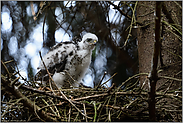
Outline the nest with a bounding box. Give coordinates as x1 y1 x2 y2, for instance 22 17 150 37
1 60 182 122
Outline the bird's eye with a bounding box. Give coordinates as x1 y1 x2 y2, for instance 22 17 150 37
87 38 92 42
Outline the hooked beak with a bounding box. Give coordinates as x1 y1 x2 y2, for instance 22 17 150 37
93 40 97 44
89 40 97 45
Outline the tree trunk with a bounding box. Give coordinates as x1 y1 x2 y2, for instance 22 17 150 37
137 1 156 91
137 1 182 121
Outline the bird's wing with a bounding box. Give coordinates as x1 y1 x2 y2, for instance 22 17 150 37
35 41 77 81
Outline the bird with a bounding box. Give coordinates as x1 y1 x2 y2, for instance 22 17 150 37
35 33 98 89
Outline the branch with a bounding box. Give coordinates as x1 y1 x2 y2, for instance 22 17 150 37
107 1 143 26
1 78 58 122
73 90 182 101
148 2 162 121
39 51 57 95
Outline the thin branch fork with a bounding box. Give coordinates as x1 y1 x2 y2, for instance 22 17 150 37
107 1 143 26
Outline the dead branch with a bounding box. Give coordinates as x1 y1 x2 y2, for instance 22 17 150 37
107 1 143 26
1 78 58 122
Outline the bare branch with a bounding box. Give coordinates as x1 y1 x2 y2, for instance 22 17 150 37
148 2 162 121
1 78 58 122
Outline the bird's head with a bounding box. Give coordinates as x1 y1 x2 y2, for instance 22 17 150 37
81 33 98 47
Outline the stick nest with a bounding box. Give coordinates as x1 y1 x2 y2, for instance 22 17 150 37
1 60 182 122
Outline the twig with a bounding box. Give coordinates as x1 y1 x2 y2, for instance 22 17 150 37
63 70 82 87
1 78 58 122
137 10 155 17
35 58 93 120
50 99 61 118
35 2 51 20
106 104 125 110
95 71 107 89
10 77 20 86
4 59 14 64
1 60 10 78
107 1 143 26
106 83 115 93
126 97 139 108
122 1 138 48
49 5 71 37
162 2 182 38
68 107 71 122
73 91 181 102
117 73 148 91
33 98 44 122
162 21 182 41
18 83 98 111
83 103 88 122
42 98 57 118
173 1 182 9
39 51 57 95
159 75 181 82
39 103 63 111
1 98 22 118
19 84 65 100
100 72 117 87
92 101 97 122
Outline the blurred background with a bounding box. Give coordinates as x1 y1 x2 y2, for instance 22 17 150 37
1 1 138 88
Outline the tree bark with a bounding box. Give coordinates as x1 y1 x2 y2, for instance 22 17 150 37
137 1 156 91
137 1 182 121
148 2 162 121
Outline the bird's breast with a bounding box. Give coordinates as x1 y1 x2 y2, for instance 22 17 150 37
65 49 92 81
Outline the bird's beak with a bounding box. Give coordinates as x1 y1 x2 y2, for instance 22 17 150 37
89 40 97 45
